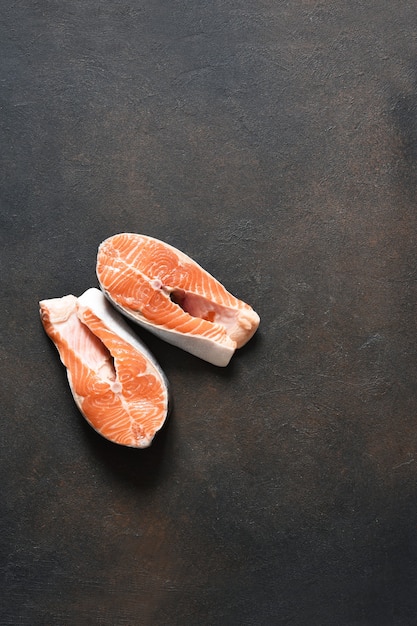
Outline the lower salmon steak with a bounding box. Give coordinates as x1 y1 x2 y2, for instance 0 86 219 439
39 287 169 448
96 234 260 366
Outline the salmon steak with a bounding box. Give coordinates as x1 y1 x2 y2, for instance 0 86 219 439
39 288 169 448
96 233 260 367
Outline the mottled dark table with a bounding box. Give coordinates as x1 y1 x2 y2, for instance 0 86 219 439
2 2 417 625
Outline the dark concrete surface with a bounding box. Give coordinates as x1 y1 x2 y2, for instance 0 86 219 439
1 1 417 624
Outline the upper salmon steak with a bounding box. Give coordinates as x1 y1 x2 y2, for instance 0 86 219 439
96 233 260 367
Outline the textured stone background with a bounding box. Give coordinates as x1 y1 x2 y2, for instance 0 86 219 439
1 2 417 624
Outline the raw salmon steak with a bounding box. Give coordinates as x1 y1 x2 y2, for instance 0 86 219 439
39 288 169 448
96 233 260 367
